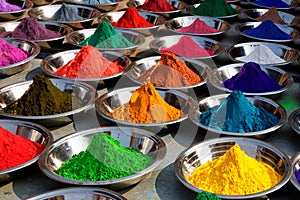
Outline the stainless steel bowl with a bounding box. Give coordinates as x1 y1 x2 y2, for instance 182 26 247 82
0 119 53 183
26 187 127 200
0 38 40 77
174 137 292 199
0 78 96 127
236 21 299 43
247 0 299 10
62 0 123 12
0 0 33 22
288 108 300 135
98 10 166 36
125 56 211 90
290 151 300 191
189 94 287 138
38 126 166 189
208 63 294 99
226 42 299 66
243 8 300 26
28 3 101 29
66 28 145 56
149 35 223 59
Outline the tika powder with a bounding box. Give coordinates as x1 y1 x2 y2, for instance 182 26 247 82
177 19 219 34
51 3 84 21
0 38 29 66
0 0 22 12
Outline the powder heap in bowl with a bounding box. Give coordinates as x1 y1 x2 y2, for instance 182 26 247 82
0 0 22 12
137 0 175 12
0 38 29 66
256 6 286 25
177 19 219 34
253 0 291 8
50 3 84 21
191 0 239 17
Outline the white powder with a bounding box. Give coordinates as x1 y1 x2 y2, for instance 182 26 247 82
235 45 286 64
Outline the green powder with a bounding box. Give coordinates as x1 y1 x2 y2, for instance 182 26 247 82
79 21 135 48
191 0 239 17
3 75 81 116
55 132 154 181
194 192 221 200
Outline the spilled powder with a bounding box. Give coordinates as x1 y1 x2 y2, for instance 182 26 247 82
177 19 219 34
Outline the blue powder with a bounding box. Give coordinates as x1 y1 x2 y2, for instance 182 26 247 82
199 90 279 133
242 20 293 40
296 169 300 184
223 62 282 93
82 0 114 3
253 0 291 8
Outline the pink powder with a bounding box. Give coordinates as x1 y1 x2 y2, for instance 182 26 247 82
177 19 219 34
0 39 29 66
160 35 214 58
0 0 22 12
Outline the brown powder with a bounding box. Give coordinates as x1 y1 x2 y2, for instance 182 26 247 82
256 7 286 25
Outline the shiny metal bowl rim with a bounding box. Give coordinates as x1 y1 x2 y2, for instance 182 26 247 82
247 0 296 9
174 136 293 199
63 0 119 6
288 108 300 135
38 126 167 186
0 0 33 14
290 151 300 191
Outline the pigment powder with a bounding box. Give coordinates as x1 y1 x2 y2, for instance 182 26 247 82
79 21 135 48
235 45 286 64
296 169 300 184
187 143 282 195
110 82 182 123
191 0 239 17
138 52 203 87
0 0 22 12
0 126 43 170
253 0 290 8
177 19 219 34
242 20 293 40
0 38 29 66
256 6 286 25
138 0 175 12
194 192 221 200
82 0 113 3
54 45 124 78
0 17 62 40
160 35 214 58
110 7 154 28
3 75 81 116
51 3 84 21
56 132 154 181
199 90 279 133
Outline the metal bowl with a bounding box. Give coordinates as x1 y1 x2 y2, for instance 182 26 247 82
189 94 287 138
0 0 33 22
247 0 299 10
288 108 300 135
149 35 223 60
236 21 299 43
0 78 96 127
290 151 300 191
98 10 166 36
0 119 53 183
0 38 40 77
125 56 211 90
62 0 123 12
243 8 300 27
30 0 56 6
28 3 101 29
66 28 145 56
174 137 292 199
38 126 166 189
226 42 299 66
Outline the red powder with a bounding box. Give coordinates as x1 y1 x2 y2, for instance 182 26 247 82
0 126 43 171
177 19 219 34
160 36 214 58
110 7 154 28
138 0 175 12
54 45 124 78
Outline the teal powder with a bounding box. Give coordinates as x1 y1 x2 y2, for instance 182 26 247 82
51 3 84 21
199 90 279 133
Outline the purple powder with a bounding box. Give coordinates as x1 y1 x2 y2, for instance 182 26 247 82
223 62 282 93
0 39 29 66
0 0 22 12
253 0 291 8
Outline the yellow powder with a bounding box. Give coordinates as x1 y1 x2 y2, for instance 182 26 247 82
187 144 282 196
110 82 182 123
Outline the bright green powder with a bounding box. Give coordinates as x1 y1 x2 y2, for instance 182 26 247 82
55 132 154 181
194 192 221 200
79 21 135 48
191 0 239 17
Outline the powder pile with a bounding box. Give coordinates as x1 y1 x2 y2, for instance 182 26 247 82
51 3 84 21
160 35 214 58
110 82 182 123
253 0 290 8
194 192 221 200
0 0 22 12
54 45 124 78
137 0 175 12
56 132 154 181
177 19 219 34
138 52 202 87
242 20 293 40
256 6 286 25
0 17 62 40
296 169 300 184
187 143 282 195
82 0 113 3
0 126 43 171
199 90 279 133
223 62 282 93
191 0 239 17
110 7 154 28
3 75 82 116
79 21 135 48
235 45 286 64
0 38 29 66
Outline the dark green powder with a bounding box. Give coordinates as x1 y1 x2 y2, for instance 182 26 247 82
194 192 221 200
191 0 239 17
3 75 81 116
79 21 135 48
55 132 154 181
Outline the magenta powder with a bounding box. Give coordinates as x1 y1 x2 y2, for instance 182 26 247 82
0 39 29 66
0 0 22 12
